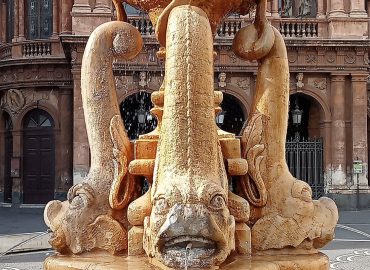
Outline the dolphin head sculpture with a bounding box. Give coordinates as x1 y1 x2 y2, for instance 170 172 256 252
141 5 237 268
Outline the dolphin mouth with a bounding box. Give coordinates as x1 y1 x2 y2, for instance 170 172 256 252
160 236 218 264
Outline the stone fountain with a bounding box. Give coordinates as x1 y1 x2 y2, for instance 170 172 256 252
43 0 338 269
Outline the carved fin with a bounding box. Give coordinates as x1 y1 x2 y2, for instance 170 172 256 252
240 113 268 207
109 115 134 210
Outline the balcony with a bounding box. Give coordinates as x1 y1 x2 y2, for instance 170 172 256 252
126 15 327 40
0 39 65 62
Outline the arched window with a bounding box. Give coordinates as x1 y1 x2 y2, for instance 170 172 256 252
23 109 54 129
279 0 317 18
26 0 53 40
6 0 14 42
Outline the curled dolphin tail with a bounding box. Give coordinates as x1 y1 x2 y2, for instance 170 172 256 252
81 20 142 194
233 0 275 61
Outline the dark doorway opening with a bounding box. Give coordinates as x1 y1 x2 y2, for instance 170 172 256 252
286 94 324 199
23 109 55 204
120 91 157 140
216 93 246 135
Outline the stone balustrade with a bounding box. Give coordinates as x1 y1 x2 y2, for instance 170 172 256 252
0 40 64 61
0 45 12 60
0 16 328 62
279 19 319 38
22 42 52 57
216 18 243 38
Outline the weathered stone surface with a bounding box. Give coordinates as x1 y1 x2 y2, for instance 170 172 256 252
44 252 330 270
44 21 143 255
44 0 338 269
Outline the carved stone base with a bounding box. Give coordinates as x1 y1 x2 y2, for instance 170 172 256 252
44 252 329 270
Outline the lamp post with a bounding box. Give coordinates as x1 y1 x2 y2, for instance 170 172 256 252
137 107 146 125
216 111 226 125
291 100 303 141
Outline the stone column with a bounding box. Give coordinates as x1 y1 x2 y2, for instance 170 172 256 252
271 0 279 17
351 74 369 187
52 0 59 37
57 88 73 199
94 0 111 13
350 0 367 17
316 0 325 18
11 130 22 204
61 0 73 34
72 0 91 12
0 2 4 43
13 0 19 41
328 0 346 17
18 0 25 40
320 121 332 175
330 75 347 186
72 67 90 184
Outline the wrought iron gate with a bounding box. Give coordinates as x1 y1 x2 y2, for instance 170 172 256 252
285 138 324 199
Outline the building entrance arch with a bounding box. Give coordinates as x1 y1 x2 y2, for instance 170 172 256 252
286 93 326 199
217 93 247 135
22 109 55 204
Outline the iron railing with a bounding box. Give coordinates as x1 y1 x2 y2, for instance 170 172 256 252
285 138 324 199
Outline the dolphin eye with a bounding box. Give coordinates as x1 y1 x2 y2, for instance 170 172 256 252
210 194 226 209
154 197 168 214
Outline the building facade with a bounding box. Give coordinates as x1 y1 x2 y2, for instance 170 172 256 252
0 0 369 208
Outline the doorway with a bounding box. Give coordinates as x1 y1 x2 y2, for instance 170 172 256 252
23 109 55 204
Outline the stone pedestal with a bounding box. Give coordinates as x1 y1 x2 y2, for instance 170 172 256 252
44 252 330 270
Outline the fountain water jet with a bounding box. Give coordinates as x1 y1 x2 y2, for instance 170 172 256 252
44 0 338 269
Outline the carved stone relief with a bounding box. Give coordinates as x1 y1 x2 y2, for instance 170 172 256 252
308 77 327 92
325 51 336 63
1 89 26 114
236 77 251 93
344 52 356 64
1 88 58 115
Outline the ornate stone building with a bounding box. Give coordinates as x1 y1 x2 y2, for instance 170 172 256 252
0 0 369 208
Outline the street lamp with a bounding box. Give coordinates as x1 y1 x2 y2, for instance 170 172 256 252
216 111 226 125
291 103 303 126
291 100 303 141
137 107 146 124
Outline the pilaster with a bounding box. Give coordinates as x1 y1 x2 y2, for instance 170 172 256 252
61 0 73 34
52 0 59 38
316 0 325 19
18 0 25 40
12 0 19 41
71 67 89 184
271 0 279 18
351 73 369 188
330 74 347 187
350 0 367 18
328 0 346 17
